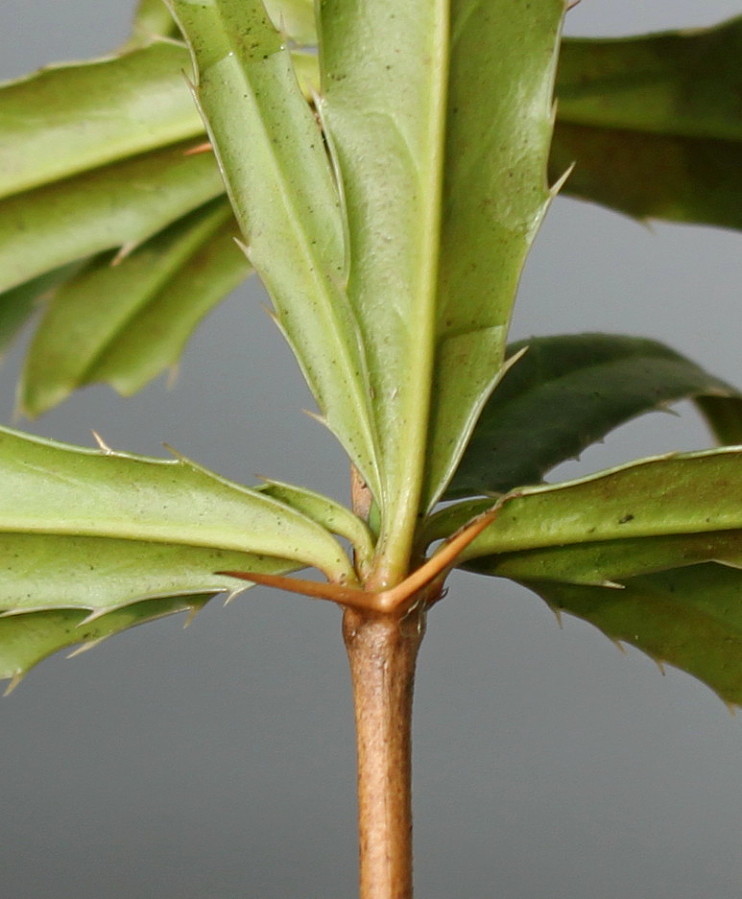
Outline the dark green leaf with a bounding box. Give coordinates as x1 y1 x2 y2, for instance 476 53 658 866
446 333 741 499
521 565 742 707
552 17 742 229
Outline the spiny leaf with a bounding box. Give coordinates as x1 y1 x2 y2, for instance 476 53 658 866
125 0 182 47
318 0 449 568
522 565 742 707
426 448 742 559
445 333 742 499
0 594 215 690
258 478 376 577
0 425 355 583
0 262 83 358
171 0 382 500
552 16 742 229
446 449 742 705
19 199 239 416
425 0 565 508
466 530 742 587
0 534 295 615
0 42 200 201
87 216 250 398
0 142 225 296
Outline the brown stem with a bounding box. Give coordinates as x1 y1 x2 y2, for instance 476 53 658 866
343 603 428 899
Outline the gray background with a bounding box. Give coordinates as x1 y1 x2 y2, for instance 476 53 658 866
1 1 741 896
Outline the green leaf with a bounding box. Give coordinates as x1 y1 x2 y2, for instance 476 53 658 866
445 333 742 499
467 529 742 587
318 0 449 575
86 216 250 398
425 0 565 508
124 0 182 48
258 478 376 577
0 425 355 583
0 262 83 358
19 199 241 416
522 565 742 707
0 142 225 296
0 534 295 616
552 16 742 229
171 0 382 501
0 42 201 201
426 448 742 558
695 395 742 446
264 0 316 46
447 449 742 704
0 595 214 691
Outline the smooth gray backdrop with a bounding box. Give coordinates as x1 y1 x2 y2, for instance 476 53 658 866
1 2 740 896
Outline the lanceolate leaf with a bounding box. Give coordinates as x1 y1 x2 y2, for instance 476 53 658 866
171 0 382 500
0 426 355 583
442 449 742 703
446 334 742 499
523 565 742 707
0 142 225 296
125 0 182 48
0 262 83 358
443 449 742 563
0 595 214 691
263 0 316 46
87 217 250 398
318 0 449 578
468 530 742 587
0 42 200 201
425 0 565 508
0 534 296 616
258 479 376 577
552 16 742 229
19 199 238 416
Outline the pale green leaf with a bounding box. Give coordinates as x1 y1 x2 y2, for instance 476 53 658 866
319 0 449 572
0 534 295 615
424 448 742 559
0 43 200 201
446 333 742 499
264 0 316 46
171 0 382 500
0 262 83 358
19 199 237 416
87 216 250 397
0 595 213 690
425 0 565 508
552 16 742 229
0 142 225 296
467 530 742 587
124 0 182 48
0 426 355 582
258 478 375 576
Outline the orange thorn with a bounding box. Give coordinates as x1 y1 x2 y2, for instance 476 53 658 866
217 505 500 616
217 570 378 612
184 141 213 156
